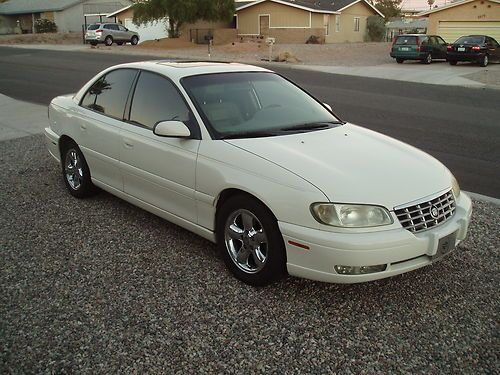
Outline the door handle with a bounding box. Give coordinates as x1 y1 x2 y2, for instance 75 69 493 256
123 139 134 148
80 124 87 131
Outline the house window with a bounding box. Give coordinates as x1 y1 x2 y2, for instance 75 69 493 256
324 15 330 36
335 15 340 32
354 17 360 32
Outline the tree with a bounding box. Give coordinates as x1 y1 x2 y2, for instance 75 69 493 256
374 0 402 19
365 15 386 42
132 0 235 38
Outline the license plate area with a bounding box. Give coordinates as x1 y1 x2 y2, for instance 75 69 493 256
400 47 409 51
434 231 457 259
457 47 465 52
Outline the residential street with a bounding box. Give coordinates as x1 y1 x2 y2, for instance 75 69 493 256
0 46 499 197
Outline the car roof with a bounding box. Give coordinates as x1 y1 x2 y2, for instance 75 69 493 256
112 61 271 80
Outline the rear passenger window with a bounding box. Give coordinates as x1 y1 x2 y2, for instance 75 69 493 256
81 69 136 119
129 71 191 130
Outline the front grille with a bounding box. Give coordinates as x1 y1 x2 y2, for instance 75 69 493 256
395 191 456 233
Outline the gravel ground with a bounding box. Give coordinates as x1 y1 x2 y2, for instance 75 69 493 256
1 134 499 374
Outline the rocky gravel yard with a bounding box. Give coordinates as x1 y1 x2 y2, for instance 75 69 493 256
1 134 499 374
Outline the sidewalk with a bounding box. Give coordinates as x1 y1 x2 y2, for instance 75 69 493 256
4 43 500 89
0 94 47 141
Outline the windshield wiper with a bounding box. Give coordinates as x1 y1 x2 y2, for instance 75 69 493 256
220 130 281 139
280 121 344 132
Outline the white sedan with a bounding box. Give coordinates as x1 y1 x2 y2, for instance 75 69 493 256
44 61 472 286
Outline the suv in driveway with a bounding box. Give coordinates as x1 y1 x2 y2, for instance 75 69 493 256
390 34 448 64
85 23 139 46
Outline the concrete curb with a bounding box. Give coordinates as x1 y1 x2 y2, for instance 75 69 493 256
465 191 500 206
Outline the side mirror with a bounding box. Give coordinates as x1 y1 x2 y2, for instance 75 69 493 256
153 120 191 138
323 103 332 111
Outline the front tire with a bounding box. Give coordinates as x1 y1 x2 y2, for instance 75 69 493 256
479 54 488 67
396 58 404 64
61 142 97 198
131 36 139 45
104 36 113 46
216 194 286 286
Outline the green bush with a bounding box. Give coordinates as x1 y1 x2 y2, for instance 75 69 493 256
35 19 57 33
365 16 386 42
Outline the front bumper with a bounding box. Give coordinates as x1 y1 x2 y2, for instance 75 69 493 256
44 127 60 163
280 192 472 283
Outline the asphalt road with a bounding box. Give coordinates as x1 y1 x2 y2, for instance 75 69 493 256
0 46 499 198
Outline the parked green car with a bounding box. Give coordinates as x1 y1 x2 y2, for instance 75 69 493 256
390 34 448 64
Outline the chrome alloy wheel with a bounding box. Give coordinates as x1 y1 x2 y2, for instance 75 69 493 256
224 209 268 274
64 149 83 190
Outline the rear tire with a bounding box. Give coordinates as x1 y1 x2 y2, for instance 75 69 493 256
90 41 97 46
131 36 139 45
424 53 432 64
479 54 488 67
61 141 97 198
396 58 404 64
449 60 457 66
104 36 113 46
216 194 286 286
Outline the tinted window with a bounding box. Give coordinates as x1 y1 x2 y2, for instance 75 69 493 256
81 69 136 119
455 36 485 44
395 36 418 45
129 71 191 129
104 24 119 30
182 72 340 139
118 25 127 31
87 24 99 30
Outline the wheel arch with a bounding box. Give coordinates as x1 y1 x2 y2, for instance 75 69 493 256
58 134 76 158
214 188 279 233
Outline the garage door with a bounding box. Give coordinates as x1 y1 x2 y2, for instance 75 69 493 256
124 18 169 43
437 21 500 43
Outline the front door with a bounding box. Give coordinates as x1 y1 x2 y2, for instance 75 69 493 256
259 15 270 36
120 70 200 222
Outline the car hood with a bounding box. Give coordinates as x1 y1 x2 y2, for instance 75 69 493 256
224 124 451 209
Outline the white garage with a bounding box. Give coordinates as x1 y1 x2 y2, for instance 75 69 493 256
438 21 500 43
124 18 169 43
419 0 500 43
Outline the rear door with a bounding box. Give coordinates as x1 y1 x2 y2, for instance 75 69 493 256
120 70 201 222
77 68 138 189
435 36 448 59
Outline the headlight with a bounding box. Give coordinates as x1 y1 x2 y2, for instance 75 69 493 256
310 203 393 228
451 176 461 198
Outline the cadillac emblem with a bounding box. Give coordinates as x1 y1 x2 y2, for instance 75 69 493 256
430 206 439 219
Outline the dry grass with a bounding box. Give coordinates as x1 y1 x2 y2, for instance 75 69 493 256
0 32 82 45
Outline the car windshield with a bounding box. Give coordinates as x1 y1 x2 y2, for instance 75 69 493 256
87 24 100 30
394 36 418 45
455 36 484 44
181 72 342 139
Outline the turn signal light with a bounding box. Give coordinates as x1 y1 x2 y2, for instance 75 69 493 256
447 45 453 51
95 29 104 33
471 45 481 51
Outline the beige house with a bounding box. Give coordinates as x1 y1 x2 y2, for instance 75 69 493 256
235 0 384 43
418 0 500 42
0 0 131 34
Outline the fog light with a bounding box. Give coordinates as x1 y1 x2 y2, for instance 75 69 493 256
334 264 387 275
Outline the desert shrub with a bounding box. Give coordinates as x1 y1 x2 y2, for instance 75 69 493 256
365 16 385 42
35 19 57 33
